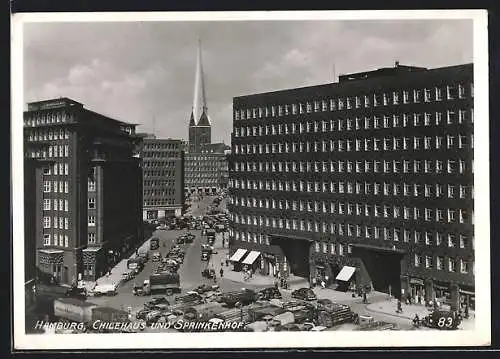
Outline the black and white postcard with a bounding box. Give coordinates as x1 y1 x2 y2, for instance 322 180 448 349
11 10 490 349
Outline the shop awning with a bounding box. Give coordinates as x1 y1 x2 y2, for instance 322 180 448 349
242 251 261 265
410 278 424 285
459 289 475 296
335 266 356 282
229 249 247 262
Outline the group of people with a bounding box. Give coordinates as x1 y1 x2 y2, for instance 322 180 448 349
311 275 329 289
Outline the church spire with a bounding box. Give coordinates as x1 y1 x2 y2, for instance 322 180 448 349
192 38 211 127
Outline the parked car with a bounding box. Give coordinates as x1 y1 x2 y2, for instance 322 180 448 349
174 292 205 305
291 288 317 301
220 289 258 308
145 297 170 310
194 284 219 294
121 270 136 282
257 287 282 300
275 323 301 332
156 225 168 231
150 237 160 250
151 252 162 262
316 298 337 312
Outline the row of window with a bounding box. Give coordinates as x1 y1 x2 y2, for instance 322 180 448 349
144 200 178 206
234 110 473 138
232 158 471 176
413 254 470 273
43 233 69 247
43 181 69 194
144 180 178 187
143 162 178 169
142 143 181 151
186 156 227 162
233 135 473 156
142 155 181 161
231 203 471 227
144 191 177 197
234 84 473 121
43 163 69 176
26 128 70 141
24 111 73 127
43 216 69 229
144 171 178 178
29 144 70 159
230 181 472 199
43 199 69 212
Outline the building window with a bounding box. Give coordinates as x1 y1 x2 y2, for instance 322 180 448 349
43 181 51 193
414 254 422 267
88 216 96 226
43 234 51 246
88 198 96 209
88 232 96 244
43 199 51 210
437 256 444 270
64 235 69 247
460 259 469 273
425 256 433 269
43 216 51 228
448 258 457 272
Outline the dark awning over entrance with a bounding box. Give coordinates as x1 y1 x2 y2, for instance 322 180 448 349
410 278 425 285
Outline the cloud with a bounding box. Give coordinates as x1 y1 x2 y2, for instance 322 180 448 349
22 19 473 144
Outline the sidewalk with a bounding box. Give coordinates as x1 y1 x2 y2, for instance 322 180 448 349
80 237 153 292
365 299 476 329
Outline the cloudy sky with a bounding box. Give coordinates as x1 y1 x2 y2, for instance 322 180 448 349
23 18 473 144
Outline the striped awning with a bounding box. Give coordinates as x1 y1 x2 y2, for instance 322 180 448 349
229 249 247 262
242 251 261 265
335 266 356 281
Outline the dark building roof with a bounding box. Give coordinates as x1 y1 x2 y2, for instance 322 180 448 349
197 110 210 126
189 111 197 127
233 63 473 106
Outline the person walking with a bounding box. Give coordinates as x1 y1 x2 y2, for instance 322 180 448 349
220 268 224 278
396 299 403 313
363 291 368 304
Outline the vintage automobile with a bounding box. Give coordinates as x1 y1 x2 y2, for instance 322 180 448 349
291 288 317 301
219 289 258 308
121 270 136 282
144 297 170 310
422 309 462 330
257 287 282 300
201 268 217 279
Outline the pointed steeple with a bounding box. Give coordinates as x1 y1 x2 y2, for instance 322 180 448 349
188 110 196 127
191 38 211 127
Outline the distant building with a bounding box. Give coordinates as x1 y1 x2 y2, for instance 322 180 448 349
23 97 143 284
185 143 230 195
139 134 185 219
228 63 474 310
184 40 229 195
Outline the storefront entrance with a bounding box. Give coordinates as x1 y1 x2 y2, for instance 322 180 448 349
270 235 311 279
352 244 405 297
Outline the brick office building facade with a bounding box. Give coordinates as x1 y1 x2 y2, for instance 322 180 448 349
139 135 185 219
24 98 143 284
228 63 474 309
185 143 230 195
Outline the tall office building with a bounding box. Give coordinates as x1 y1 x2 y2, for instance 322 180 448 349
228 63 474 309
23 98 143 284
139 134 185 219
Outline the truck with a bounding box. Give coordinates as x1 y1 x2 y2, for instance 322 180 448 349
201 245 211 261
183 302 227 322
150 237 160 250
206 229 216 245
148 272 181 296
127 257 144 274
53 297 98 324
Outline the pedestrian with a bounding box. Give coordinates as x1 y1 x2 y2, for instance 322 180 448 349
312 277 317 288
464 304 470 319
225 259 229 267
320 280 326 289
397 299 403 313
221 260 224 268
220 268 224 278
363 291 368 304
213 274 217 283
274 280 279 289
324 275 329 286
